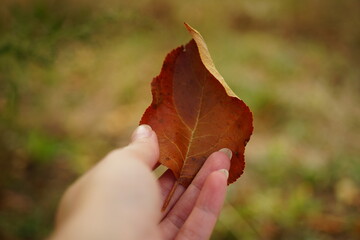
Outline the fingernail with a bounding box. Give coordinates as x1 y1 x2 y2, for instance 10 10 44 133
219 148 232 159
132 124 152 140
219 169 229 179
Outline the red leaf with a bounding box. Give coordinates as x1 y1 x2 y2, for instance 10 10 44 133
140 23 253 209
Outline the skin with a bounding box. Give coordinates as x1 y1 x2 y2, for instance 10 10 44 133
50 124 231 240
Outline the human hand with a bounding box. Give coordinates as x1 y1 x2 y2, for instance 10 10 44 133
50 125 231 240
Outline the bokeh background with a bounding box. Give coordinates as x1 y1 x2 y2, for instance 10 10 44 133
1 0 359 239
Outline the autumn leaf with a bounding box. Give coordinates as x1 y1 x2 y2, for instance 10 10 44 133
140 23 253 210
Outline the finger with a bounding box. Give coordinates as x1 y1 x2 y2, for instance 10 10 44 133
175 169 228 240
162 148 232 219
159 149 231 238
152 162 161 171
161 149 231 216
123 124 159 169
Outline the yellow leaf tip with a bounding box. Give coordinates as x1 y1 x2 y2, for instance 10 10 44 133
184 22 195 34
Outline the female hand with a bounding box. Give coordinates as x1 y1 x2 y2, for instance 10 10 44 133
50 125 231 240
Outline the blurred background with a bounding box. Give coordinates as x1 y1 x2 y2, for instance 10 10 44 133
0 0 359 239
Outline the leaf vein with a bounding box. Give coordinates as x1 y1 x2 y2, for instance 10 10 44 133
162 131 184 170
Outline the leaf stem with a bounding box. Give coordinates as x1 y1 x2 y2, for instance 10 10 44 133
162 180 179 211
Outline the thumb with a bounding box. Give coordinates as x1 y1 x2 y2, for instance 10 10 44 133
124 124 160 169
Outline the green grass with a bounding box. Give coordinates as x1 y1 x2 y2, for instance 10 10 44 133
1 0 359 239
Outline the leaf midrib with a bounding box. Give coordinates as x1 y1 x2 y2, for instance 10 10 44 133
180 74 206 174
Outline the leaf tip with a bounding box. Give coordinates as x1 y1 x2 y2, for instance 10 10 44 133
184 22 198 35
183 22 191 31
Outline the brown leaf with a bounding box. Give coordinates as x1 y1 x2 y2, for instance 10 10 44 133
140 23 253 209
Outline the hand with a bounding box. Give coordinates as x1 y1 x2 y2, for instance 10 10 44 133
50 125 231 240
